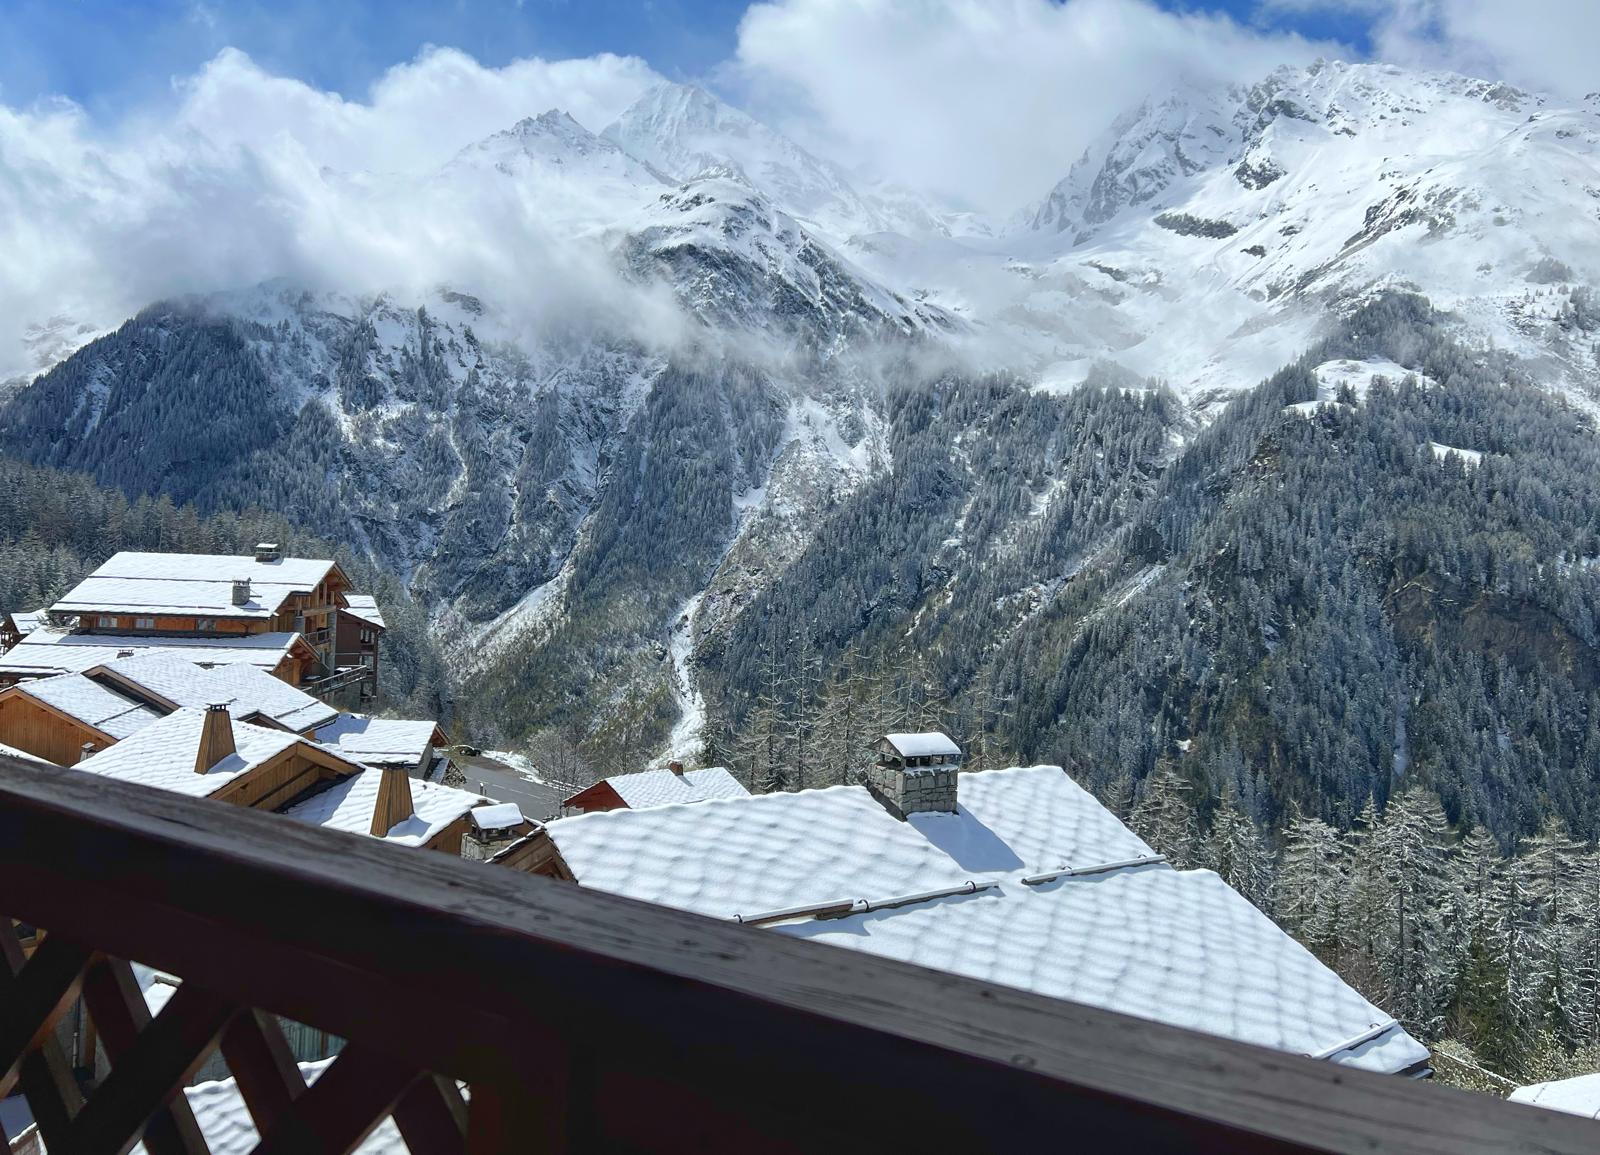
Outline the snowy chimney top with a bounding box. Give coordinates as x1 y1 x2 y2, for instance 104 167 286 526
231 578 251 606
866 733 961 819
254 543 282 563
668 759 685 776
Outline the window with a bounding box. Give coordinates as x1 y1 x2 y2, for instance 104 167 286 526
196 618 216 631
97 616 115 628
135 617 155 630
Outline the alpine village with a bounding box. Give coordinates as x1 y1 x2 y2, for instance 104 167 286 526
8 8 1600 1153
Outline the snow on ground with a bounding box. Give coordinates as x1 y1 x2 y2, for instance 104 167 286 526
1429 441 1485 467
663 591 708 762
483 749 544 782
1314 358 1432 401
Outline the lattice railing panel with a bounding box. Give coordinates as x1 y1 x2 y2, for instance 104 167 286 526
0 921 468 1155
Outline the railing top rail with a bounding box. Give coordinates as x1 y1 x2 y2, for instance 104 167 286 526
0 754 1592 1154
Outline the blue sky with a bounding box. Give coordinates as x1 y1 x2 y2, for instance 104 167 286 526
0 0 1372 112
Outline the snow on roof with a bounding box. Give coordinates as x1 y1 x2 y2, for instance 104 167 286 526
544 764 1428 1076
12 673 162 739
906 764 1153 873
469 801 525 830
0 630 302 678
341 594 386 630
130 1058 406 1155
9 610 45 636
94 653 337 733
1509 1072 1600 1118
604 765 750 809
0 740 54 767
52 551 338 620
775 866 1428 1075
884 732 961 758
317 715 441 766
282 770 486 846
547 784 967 920
74 708 308 799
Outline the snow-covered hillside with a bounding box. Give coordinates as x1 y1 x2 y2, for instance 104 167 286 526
995 61 1600 404
10 57 1600 762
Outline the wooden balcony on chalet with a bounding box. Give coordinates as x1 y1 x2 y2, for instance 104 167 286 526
0 753 1596 1154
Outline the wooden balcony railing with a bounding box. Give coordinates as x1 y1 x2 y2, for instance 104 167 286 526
0 753 1596 1154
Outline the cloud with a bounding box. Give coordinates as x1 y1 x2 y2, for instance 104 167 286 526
1260 0 1599 101
0 45 665 381
729 0 1335 216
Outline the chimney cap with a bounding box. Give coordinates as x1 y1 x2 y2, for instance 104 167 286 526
206 701 231 713
667 759 685 776
254 542 282 562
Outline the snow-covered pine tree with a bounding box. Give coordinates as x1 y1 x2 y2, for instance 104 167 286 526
1129 760 1199 868
1205 783 1274 909
1275 812 1348 956
1369 784 1457 1036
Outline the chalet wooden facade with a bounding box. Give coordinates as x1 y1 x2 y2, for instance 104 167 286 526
335 594 385 702
0 689 119 766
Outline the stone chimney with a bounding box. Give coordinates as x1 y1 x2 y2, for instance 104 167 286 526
461 803 528 862
231 578 252 606
254 542 282 563
370 767 415 838
668 759 685 776
194 704 236 774
865 734 961 820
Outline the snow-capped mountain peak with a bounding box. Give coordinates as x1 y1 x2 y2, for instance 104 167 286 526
603 81 951 241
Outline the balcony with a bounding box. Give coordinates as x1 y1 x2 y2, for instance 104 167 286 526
0 754 1594 1153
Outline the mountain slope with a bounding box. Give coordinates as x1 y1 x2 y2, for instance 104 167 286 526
1003 61 1600 404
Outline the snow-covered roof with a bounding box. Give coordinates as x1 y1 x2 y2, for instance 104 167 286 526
883 732 962 759
9 610 45 636
777 865 1424 1075
92 653 337 733
8 673 162 739
316 715 442 767
341 594 386 630
469 801 525 831
0 740 54 767
547 784 966 919
0 630 304 679
52 551 339 620
282 770 486 846
550 767 1140 918
603 765 750 809
74 708 315 799
544 764 1428 1076
1509 1073 1600 1118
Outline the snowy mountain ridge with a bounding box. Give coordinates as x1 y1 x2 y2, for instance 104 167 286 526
9 57 1600 765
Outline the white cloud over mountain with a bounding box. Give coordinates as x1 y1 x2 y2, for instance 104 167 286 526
730 0 1332 214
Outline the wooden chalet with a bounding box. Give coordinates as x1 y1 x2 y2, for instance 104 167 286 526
0 654 341 768
0 757 1594 1153
0 546 383 700
335 595 385 702
73 705 494 856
